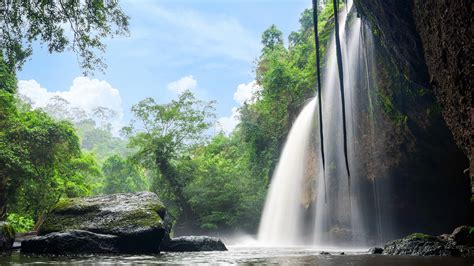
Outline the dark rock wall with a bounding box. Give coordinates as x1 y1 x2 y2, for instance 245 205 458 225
411 0 472 188
354 27 470 240
354 0 472 194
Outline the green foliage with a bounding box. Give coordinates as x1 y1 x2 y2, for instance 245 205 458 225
6 213 34 233
125 90 216 222
0 55 16 93
0 86 102 221
0 221 15 239
75 119 130 162
239 5 335 191
0 0 131 225
102 155 149 194
185 133 266 231
262 24 284 51
407 233 435 240
0 0 129 73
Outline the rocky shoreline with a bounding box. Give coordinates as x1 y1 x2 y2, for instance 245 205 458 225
370 226 474 257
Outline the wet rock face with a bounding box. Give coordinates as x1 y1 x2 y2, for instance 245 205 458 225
21 230 120 255
383 233 459 256
451 226 474 246
161 236 227 252
354 0 472 187
39 192 172 253
412 0 471 161
382 226 474 257
354 1 429 87
0 222 15 255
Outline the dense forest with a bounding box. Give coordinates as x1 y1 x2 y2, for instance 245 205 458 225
0 1 340 234
1 0 472 264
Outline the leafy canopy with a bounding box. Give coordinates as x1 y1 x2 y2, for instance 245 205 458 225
0 0 129 73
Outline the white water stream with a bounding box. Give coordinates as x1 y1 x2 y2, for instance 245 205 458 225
258 0 380 247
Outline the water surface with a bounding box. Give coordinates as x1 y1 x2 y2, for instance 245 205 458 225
2 247 473 265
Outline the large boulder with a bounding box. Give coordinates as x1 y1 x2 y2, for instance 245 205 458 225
39 192 172 253
0 222 15 255
21 230 119 255
161 236 227 252
383 233 459 256
383 227 474 257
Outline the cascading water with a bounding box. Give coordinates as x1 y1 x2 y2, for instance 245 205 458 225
258 98 317 246
258 0 385 247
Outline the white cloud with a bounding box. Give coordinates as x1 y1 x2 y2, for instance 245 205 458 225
217 80 262 134
217 107 239 135
18 77 124 134
233 80 262 105
167 75 197 94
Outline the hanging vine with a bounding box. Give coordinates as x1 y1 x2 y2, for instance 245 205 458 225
311 0 327 203
332 0 352 191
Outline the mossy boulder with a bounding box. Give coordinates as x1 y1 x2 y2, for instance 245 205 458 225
381 226 474 257
383 233 458 256
39 192 172 253
0 222 15 255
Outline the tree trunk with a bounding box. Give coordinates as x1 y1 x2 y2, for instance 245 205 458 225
155 156 195 228
0 176 8 221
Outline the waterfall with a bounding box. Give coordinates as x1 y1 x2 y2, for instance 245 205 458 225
258 98 317 246
258 0 383 247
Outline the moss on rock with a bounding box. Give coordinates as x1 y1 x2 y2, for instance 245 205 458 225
0 222 15 255
39 192 172 254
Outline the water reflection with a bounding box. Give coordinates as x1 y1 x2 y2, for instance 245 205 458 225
2 247 473 265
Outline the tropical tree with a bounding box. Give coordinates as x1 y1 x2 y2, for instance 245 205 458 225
0 90 99 222
124 90 215 225
261 24 284 51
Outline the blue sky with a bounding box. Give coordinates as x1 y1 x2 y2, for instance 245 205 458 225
17 0 310 134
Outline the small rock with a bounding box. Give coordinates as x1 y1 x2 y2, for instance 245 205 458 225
451 226 474 246
161 236 227 252
339 252 345 255
369 247 383 254
0 222 15 255
12 242 21 250
319 251 330 255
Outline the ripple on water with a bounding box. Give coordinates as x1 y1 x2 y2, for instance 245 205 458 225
1 247 473 265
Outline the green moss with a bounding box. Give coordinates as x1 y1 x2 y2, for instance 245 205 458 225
0 222 16 239
377 90 407 126
407 233 434 240
40 195 167 235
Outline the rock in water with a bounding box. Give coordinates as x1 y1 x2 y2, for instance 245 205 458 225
0 222 15 255
451 226 474 246
383 233 459 256
21 230 119 255
39 192 172 253
161 236 227 252
382 226 474 257
368 247 384 254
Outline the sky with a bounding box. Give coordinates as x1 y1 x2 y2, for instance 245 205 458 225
17 0 311 135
